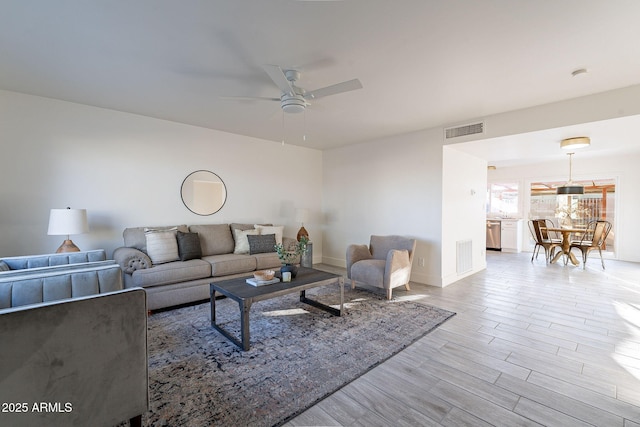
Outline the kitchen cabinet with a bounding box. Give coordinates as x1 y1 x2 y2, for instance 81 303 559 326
501 219 523 253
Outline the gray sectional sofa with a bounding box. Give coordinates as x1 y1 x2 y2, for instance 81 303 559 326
113 223 295 310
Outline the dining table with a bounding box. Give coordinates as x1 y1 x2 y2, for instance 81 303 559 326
546 227 586 266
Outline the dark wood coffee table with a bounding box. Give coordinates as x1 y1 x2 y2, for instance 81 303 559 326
210 267 344 351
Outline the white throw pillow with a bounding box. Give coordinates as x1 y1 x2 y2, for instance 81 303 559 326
145 228 179 264
254 225 284 245
233 228 259 254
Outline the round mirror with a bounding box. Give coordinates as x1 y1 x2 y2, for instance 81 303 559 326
180 170 227 215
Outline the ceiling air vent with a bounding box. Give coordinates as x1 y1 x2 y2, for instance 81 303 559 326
445 122 484 139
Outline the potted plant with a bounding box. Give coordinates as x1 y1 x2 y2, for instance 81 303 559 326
274 236 308 278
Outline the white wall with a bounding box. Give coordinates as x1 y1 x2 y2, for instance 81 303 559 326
0 90 324 258
322 127 444 285
442 147 488 285
321 134 488 287
488 152 640 262
323 84 640 287
4 84 640 281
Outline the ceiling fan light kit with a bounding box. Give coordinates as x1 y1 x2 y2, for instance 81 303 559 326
280 93 306 113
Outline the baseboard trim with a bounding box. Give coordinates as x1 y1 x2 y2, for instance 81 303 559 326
322 256 346 268
323 256 445 288
409 271 443 287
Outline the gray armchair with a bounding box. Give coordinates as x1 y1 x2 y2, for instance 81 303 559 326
346 235 417 300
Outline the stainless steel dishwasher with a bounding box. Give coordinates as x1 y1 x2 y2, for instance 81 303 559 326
486 220 501 250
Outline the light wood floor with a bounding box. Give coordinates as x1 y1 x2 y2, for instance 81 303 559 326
285 251 640 426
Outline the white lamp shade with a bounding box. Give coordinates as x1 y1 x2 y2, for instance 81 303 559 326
295 208 309 223
47 208 89 236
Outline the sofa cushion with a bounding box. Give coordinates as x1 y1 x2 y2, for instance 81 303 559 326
351 259 386 288
247 233 276 255
233 228 259 254
254 252 282 270
254 225 284 245
177 231 202 261
124 225 188 253
132 259 211 288
203 254 256 277
145 228 179 264
189 224 234 256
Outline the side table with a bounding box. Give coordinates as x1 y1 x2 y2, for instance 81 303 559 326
301 242 313 268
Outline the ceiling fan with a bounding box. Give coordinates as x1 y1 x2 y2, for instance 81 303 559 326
228 64 363 114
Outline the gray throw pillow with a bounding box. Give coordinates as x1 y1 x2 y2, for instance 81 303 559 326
0 260 10 271
177 231 202 261
247 234 277 255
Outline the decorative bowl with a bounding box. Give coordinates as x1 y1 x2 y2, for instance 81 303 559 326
254 270 275 281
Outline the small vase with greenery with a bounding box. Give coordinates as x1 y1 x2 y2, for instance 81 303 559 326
274 236 308 278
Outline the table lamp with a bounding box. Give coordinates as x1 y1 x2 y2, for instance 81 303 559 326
295 208 309 242
47 207 89 253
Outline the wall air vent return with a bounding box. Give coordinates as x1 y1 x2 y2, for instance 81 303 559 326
445 122 484 139
456 240 473 275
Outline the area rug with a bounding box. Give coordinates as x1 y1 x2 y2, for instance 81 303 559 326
143 286 455 427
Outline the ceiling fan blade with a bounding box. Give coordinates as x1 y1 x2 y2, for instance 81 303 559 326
262 64 295 95
220 96 280 102
304 78 362 100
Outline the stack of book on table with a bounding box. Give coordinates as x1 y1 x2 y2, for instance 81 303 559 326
246 277 280 287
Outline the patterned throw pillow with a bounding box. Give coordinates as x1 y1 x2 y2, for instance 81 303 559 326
247 234 277 255
176 231 202 261
233 228 259 254
144 228 179 264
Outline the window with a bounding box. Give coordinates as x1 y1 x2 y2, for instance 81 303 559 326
487 183 519 216
530 178 615 252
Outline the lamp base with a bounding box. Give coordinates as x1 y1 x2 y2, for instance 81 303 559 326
297 226 309 242
56 239 81 253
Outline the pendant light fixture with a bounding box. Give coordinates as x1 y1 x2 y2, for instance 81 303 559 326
560 136 590 150
556 152 584 195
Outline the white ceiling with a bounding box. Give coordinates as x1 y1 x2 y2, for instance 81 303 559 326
2 0 640 164
453 114 640 168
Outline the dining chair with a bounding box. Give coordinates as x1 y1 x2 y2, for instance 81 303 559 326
570 220 612 269
528 219 562 263
540 218 562 243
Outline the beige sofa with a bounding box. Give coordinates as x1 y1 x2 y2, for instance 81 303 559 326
113 223 295 310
